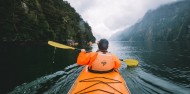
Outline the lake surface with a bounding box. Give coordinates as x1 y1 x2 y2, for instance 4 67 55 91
1 41 190 94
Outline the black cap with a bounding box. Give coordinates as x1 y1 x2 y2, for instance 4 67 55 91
98 39 109 51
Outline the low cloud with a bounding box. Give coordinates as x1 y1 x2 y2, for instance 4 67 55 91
65 0 179 39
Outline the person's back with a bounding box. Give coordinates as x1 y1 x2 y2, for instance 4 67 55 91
77 39 121 73
90 51 114 71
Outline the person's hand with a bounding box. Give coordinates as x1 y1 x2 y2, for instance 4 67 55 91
96 41 99 45
81 49 86 52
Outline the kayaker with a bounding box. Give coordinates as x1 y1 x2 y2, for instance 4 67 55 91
77 38 121 73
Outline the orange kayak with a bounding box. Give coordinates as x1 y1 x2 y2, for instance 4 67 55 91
68 66 131 94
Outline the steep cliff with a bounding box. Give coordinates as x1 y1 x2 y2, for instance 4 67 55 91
110 1 190 41
0 0 95 45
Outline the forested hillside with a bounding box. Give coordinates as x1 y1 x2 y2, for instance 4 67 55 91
110 1 190 41
0 0 95 45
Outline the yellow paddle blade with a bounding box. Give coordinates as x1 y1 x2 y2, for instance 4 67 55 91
48 41 75 50
124 59 139 67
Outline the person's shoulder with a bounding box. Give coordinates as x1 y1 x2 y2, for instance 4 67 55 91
90 51 97 54
109 52 117 57
89 51 98 55
88 51 98 57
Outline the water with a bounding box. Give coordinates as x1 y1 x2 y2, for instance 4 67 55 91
110 41 190 94
0 42 78 94
1 41 190 94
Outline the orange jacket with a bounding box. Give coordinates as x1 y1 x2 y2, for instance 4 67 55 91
77 51 121 70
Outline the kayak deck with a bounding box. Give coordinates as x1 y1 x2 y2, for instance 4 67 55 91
68 66 130 94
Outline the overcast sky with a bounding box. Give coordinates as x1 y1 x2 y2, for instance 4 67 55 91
64 0 178 39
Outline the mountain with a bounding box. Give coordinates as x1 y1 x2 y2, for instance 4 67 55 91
110 0 190 41
92 32 102 41
0 0 95 45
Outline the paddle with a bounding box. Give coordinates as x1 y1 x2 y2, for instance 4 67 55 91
48 41 139 67
48 41 80 50
120 59 138 67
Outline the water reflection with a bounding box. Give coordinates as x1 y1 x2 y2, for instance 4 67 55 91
0 42 78 93
107 41 190 93
6 41 190 94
